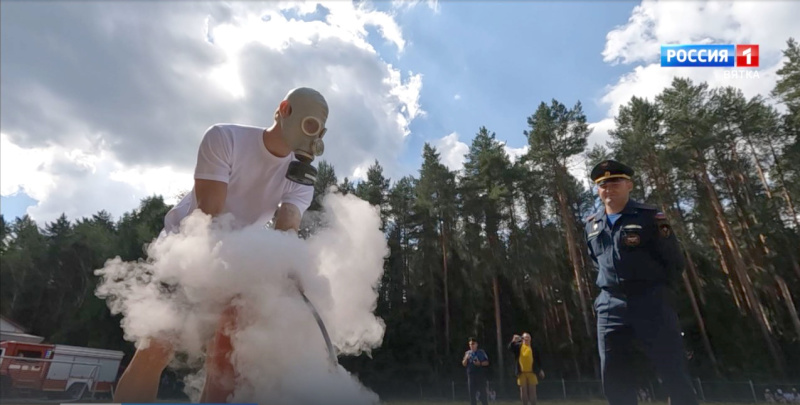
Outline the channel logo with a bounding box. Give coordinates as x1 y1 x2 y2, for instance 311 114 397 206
661 44 759 68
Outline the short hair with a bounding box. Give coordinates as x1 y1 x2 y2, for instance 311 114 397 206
468 337 478 344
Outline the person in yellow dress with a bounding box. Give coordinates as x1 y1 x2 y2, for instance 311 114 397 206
509 333 545 405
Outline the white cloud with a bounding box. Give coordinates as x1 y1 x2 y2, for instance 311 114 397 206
594 0 800 149
602 0 799 66
388 69 426 135
434 132 469 171
0 133 57 201
0 1 429 223
391 0 440 14
454 94 461 100
503 144 528 164
599 62 784 120
586 118 617 151
0 133 192 222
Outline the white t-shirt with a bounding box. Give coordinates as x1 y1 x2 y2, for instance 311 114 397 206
163 124 314 233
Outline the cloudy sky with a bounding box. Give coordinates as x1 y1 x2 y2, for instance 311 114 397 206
2 0 799 224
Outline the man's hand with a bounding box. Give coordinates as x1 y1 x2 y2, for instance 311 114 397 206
462 351 472 366
538 370 545 379
274 203 302 232
512 334 522 343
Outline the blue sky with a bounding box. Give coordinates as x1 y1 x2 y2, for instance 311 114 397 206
394 1 634 169
2 193 37 220
2 1 797 224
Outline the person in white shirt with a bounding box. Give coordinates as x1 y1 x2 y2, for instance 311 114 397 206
113 87 328 403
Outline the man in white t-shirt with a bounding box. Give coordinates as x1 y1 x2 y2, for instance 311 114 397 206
113 87 328 403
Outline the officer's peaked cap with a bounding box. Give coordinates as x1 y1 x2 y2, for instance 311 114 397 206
590 160 634 184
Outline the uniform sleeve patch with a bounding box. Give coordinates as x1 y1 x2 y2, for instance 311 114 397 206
655 212 672 237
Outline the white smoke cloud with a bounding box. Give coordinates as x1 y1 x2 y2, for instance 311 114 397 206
95 192 387 404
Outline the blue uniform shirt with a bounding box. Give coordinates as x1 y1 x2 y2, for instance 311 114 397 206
465 349 489 376
584 200 685 291
607 213 622 227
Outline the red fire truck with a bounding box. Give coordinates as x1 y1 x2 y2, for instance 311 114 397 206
0 340 124 400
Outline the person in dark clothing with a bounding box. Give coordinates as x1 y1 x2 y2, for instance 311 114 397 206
585 160 698 405
509 333 545 405
462 337 490 405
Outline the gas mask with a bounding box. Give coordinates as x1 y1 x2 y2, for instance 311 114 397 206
276 87 328 186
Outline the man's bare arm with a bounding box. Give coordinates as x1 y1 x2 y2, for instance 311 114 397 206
195 179 227 216
274 203 302 232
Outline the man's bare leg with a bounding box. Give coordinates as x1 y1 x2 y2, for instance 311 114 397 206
200 305 238 403
113 338 173 402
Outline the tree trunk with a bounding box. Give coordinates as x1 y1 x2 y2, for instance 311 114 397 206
554 177 594 341
492 276 504 386
637 164 716 374
428 254 439 373
401 216 410 302
561 300 583 379
650 167 719 374
681 271 721 376
538 284 552 356
742 134 773 199
764 131 800 231
694 150 786 375
714 146 765 274
554 171 601 380
775 275 800 340
710 235 745 313
441 218 450 359
683 248 705 305
789 251 800 281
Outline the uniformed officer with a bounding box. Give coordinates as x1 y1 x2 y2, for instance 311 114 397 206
584 160 698 405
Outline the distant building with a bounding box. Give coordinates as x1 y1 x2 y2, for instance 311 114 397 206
0 316 44 343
